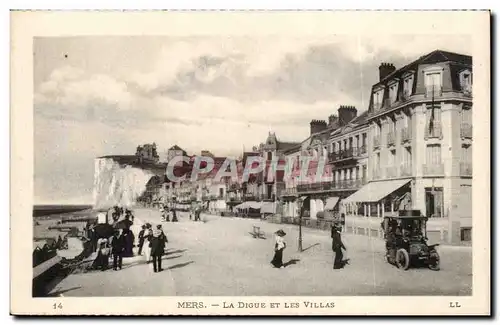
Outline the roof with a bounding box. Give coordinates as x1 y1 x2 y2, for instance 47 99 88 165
376 49 472 86
169 145 185 151
277 141 301 151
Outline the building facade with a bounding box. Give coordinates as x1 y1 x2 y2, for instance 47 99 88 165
342 50 472 244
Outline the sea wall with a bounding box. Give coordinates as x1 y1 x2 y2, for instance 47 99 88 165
93 158 155 209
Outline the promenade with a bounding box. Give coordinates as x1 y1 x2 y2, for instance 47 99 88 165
49 208 472 296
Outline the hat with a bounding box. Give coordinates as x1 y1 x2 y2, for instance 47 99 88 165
275 229 286 237
156 224 162 229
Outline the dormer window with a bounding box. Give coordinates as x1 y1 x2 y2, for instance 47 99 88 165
424 67 444 98
402 74 414 99
388 81 398 104
460 70 472 93
373 89 384 110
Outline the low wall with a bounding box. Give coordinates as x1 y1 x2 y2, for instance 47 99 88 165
267 215 455 245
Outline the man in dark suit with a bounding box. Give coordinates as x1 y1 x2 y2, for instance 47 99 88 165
137 225 146 255
111 230 125 270
150 225 167 272
331 224 347 269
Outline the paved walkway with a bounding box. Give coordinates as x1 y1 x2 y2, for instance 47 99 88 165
49 208 472 296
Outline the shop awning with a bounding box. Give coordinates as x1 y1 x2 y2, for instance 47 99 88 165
324 197 340 210
235 201 262 210
261 202 276 214
343 179 411 204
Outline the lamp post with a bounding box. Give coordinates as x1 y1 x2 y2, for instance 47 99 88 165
296 197 304 252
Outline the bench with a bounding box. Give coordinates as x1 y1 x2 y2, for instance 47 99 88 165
251 226 264 239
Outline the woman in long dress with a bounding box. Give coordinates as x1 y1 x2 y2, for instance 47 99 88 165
271 230 286 268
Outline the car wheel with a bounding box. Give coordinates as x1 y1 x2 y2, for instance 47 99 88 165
428 250 441 271
396 249 410 270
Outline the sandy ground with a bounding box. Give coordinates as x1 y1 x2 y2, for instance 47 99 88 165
49 208 472 296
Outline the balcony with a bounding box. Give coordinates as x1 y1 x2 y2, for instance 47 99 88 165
296 179 366 193
425 124 443 140
328 148 355 163
460 162 472 176
373 102 382 111
373 136 381 150
423 164 444 176
461 123 472 139
281 187 298 197
462 87 472 98
383 98 392 108
386 131 396 147
401 127 412 144
385 167 398 178
400 164 412 177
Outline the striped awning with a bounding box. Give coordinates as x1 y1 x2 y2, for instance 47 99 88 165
343 179 411 203
324 197 340 210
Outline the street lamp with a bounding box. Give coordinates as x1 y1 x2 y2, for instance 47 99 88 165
296 197 304 252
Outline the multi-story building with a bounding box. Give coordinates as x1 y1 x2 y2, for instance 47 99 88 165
166 145 187 163
342 50 472 244
279 106 369 220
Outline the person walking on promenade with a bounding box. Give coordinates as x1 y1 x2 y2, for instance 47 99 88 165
144 223 153 263
111 230 125 270
137 225 146 255
172 208 178 222
331 224 347 269
150 225 167 273
96 238 110 271
271 229 287 268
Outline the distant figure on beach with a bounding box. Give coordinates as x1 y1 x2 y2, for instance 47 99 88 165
111 230 125 271
150 225 167 273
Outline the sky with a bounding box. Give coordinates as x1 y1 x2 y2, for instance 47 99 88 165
34 35 471 204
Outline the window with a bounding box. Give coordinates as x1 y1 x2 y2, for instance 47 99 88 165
389 83 398 103
460 71 472 91
267 152 272 161
461 144 472 163
461 106 472 125
402 147 412 166
426 144 442 165
219 188 224 198
403 76 414 97
426 105 442 136
425 72 442 96
388 149 396 166
373 90 383 109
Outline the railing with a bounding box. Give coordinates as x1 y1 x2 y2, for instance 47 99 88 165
401 127 412 144
423 164 444 176
328 148 355 162
400 164 412 176
460 162 472 176
425 124 443 139
281 188 298 196
373 136 381 150
385 167 398 178
425 86 443 98
460 123 472 139
373 102 382 111
386 131 396 147
296 179 366 192
383 98 392 108
358 145 367 155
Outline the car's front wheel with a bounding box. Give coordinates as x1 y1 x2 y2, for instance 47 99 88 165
396 248 410 270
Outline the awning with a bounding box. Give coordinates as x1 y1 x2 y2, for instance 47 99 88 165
235 201 262 210
324 197 340 210
261 202 276 214
343 179 411 203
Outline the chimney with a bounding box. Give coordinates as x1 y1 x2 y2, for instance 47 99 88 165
338 106 358 126
310 119 327 135
379 62 396 81
328 114 338 127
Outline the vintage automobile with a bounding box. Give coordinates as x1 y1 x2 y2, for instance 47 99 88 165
382 210 440 271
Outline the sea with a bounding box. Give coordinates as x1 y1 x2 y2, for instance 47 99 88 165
33 204 94 218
